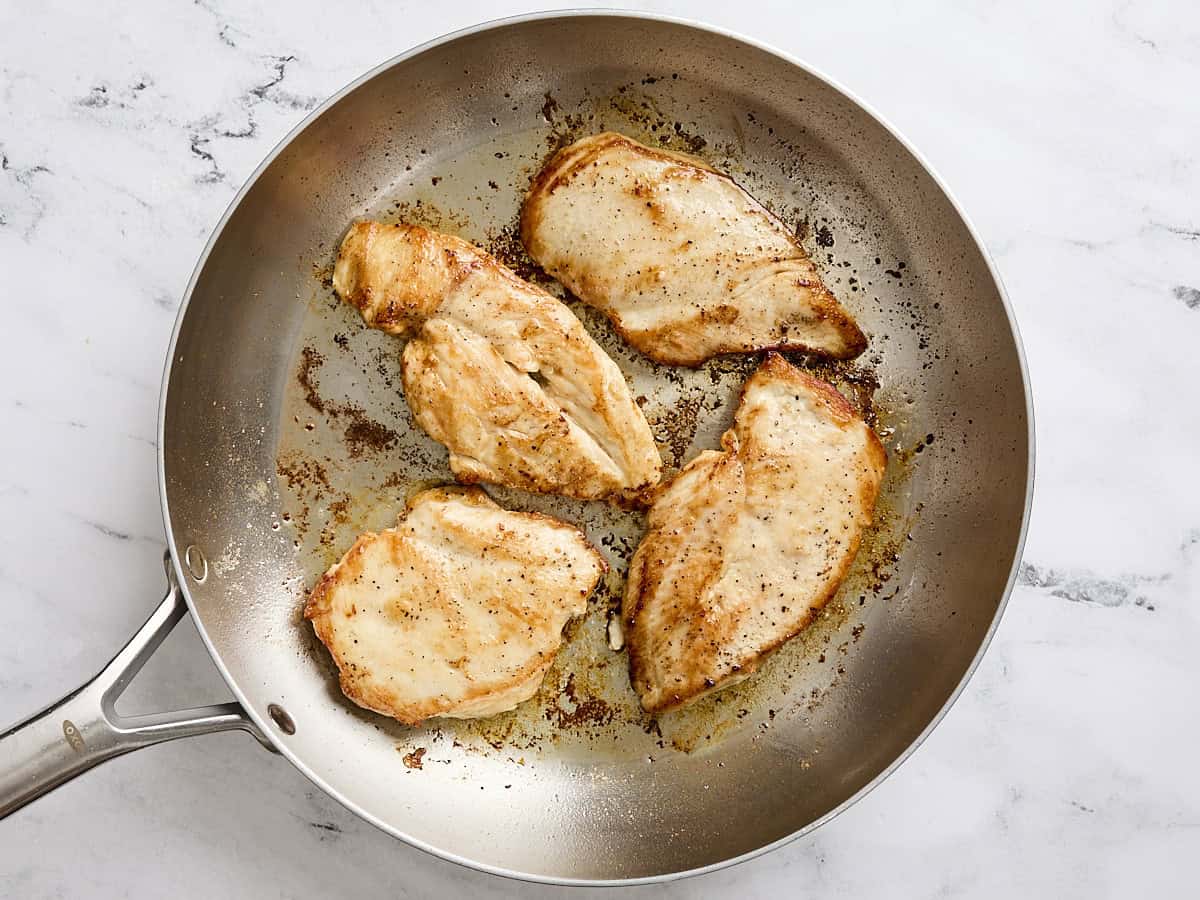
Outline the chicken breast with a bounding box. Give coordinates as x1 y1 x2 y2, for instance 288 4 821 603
521 132 867 366
332 221 661 500
622 353 886 713
304 486 604 724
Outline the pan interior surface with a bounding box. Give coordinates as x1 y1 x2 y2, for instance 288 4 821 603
162 14 1029 882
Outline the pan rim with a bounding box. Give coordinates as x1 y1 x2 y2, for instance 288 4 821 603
158 8 1036 886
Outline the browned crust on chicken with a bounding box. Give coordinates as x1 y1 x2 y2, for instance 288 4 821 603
332 222 662 500
623 354 886 713
305 486 605 725
524 132 720 201
521 133 868 366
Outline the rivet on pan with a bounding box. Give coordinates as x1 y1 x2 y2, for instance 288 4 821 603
184 545 208 583
268 704 296 735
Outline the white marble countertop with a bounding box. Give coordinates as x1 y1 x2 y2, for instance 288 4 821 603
2 1 1198 896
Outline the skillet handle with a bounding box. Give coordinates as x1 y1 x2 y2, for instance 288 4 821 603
0 555 272 819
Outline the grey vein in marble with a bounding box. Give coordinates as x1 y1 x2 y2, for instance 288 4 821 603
1018 562 1164 611
0 149 53 238
1173 285 1200 310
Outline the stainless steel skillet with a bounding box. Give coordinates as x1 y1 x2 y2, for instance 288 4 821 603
0 11 1033 884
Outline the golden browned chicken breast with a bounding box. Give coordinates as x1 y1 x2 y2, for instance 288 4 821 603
333 221 661 500
304 487 604 724
622 354 886 713
521 132 867 366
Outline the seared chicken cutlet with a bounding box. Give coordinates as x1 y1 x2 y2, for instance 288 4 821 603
333 221 661 500
304 487 604 724
623 354 886 713
521 132 867 366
